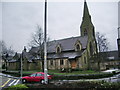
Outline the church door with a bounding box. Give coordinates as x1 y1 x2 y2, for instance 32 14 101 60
70 60 77 69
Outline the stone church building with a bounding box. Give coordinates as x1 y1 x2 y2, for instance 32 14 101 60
8 1 99 71
7 1 120 70
47 1 97 70
7 1 98 71
6 1 120 71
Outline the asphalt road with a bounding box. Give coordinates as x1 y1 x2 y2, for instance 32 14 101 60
0 74 20 89
0 72 120 90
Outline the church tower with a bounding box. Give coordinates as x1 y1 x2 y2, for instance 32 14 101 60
80 0 97 56
80 0 95 39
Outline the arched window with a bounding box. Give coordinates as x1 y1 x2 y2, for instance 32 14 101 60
75 41 82 51
76 44 80 51
84 28 87 36
57 47 60 53
60 59 64 65
84 57 87 64
56 44 61 53
50 60 53 65
89 42 93 56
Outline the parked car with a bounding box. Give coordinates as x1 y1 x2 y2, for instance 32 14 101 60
22 72 52 83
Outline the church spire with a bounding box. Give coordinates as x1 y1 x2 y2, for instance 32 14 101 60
80 0 94 37
83 0 91 21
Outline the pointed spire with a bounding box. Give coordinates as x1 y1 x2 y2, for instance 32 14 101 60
83 0 91 20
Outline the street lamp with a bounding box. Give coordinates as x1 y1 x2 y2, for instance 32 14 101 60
20 52 23 83
44 0 48 84
118 27 120 38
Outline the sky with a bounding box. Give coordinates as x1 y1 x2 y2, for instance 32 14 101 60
0 0 119 53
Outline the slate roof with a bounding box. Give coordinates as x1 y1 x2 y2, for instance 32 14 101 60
47 36 88 53
100 51 120 61
27 36 88 59
47 50 85 59
29 47 39 54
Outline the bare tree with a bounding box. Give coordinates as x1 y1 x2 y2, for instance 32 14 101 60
0 40 15 70
28 25 44 48
0 40 14 56
28 25 50 71
96 32 109 52
28 25 44 59
95 32 109 71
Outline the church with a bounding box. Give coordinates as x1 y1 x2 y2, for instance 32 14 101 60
7 1 98 71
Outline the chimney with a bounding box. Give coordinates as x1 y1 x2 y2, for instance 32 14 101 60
23 46 27 52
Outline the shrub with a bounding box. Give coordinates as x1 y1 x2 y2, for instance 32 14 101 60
60 68 72 73
52 73 114 80
2 64 6 69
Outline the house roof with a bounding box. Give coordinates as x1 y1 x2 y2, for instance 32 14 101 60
47 50 85 59
29 36 88 54
47 36 88 53
27 36 88 60
100 50 120 60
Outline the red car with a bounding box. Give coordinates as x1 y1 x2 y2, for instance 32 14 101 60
22 72 52 83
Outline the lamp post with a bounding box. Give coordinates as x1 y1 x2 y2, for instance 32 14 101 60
118 27 120 39
20 52 23 83
44 0 48 84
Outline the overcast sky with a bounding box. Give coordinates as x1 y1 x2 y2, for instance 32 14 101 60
1 0 119 53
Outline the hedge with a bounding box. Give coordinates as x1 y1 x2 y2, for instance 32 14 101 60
2 71 119 80
52 73 115 80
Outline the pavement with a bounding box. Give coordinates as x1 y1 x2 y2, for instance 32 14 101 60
0 72 120 90
0 73 21 89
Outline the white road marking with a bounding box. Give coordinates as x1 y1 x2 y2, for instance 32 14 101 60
8 79 16 86
1 78 11 87
14 79 20 85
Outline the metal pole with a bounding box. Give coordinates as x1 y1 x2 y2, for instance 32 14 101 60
118 27 120 39
44 0 48 84
20 53 23 83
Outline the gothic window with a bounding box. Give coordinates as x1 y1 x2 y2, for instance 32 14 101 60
50 60 53 65
89 42 93 56
60 59 64 65
84 28 87 36
57 47 60 53
75 41 82 51
76 44 80 51
56 44 61 53
84 57 87 64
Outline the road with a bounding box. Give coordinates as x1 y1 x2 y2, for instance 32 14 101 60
0 73 20 90
0 72 120 90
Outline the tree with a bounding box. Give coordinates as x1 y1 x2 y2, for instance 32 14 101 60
28 25 44 59
28 25 50 71
96 32 109 52
0 40 14 56
95 32 109 71
0 40 15 70
28 25 44 48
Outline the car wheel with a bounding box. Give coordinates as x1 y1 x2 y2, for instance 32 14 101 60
22 79 27 83
40 79 44 84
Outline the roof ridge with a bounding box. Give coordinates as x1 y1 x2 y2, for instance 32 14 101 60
49 36 88 43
